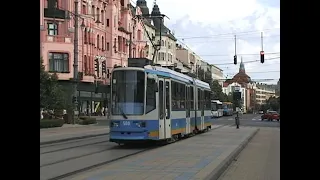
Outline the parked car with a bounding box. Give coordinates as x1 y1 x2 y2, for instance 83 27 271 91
261 111 280 121
258 110 264 114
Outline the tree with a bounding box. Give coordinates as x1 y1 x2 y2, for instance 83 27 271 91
40 58 65 111
196 66 228 102
210 80 228 101
266 96 280 111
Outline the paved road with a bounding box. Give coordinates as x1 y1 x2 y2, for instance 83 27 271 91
213 114 280 128
40 114 279 180
62 125 257 180
218 127 280 180
40 135 151 180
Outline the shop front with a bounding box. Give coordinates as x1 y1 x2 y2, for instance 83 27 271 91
58 80 110 116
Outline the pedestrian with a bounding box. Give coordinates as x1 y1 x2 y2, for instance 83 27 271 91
101 107 105 116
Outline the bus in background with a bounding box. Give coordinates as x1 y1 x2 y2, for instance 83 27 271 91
222 102 233 116
211 100 223 118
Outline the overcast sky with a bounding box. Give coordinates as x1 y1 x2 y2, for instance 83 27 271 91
140 0 280 84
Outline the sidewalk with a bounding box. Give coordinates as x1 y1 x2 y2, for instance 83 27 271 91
69 125 259 180
40 122 110 145
218 127 280 180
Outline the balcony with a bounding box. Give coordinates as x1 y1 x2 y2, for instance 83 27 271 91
46 35 72 43
189 53 195 64
44 8 66 19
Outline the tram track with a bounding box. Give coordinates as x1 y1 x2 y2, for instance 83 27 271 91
40 140 110 155
43 124 227 180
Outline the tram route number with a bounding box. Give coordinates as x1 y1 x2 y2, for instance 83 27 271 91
123 121 131 126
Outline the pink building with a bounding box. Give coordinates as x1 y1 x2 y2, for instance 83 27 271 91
104 0 146 77
40 0 145 114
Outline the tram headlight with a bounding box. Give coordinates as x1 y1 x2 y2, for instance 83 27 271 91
110 122 119 127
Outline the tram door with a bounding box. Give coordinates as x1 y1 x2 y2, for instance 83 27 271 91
190 86 196 133
185 85 191 134
158 78 172 139
164 79 172 139
200 89 205 130
158 79 165 139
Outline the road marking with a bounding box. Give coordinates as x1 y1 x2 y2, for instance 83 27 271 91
228 118 233 120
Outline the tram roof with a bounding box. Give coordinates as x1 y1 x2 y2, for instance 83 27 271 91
144 66 210 90
112 66 211 90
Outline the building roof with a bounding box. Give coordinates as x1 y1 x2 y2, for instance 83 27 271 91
225 59 251 87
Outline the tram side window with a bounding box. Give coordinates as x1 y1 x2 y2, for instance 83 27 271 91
171 81 178 110
146 78 156 113
180 84 185 109
204 90 211 110
190 86 194 110
185 86 189 109
171 81 186 110
197 88 201 110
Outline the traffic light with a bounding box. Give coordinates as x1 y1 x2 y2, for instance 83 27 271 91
102 60 106 75
94 59 99 75
260 51 264 63
234 55 237 65
233 91 241 101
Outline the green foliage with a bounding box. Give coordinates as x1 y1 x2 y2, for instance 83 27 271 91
259 96 280 112
40 57 65 110
196 66 230 102
40 119 64 128
267 96 280 111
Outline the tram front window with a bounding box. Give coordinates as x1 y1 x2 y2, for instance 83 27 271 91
211 103 217 111
111 70 145 115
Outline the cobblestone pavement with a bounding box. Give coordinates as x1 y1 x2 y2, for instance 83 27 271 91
218 127 280 180
67 125 258 180
40 125 109 144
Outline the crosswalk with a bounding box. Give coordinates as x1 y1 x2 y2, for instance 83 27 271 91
252 118 261 121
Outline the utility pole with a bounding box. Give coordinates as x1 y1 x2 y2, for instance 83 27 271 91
261 32 264 51
234 35 237 55
260 32 265 63
72 0 79 124
233 35 237 64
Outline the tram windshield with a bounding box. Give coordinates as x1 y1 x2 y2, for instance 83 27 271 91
111 70 145 115
211 102 217 111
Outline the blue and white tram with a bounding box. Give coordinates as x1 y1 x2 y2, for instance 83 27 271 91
109 65 213 144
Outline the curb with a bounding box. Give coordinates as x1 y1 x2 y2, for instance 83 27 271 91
40 133 110 145
204 128 260 180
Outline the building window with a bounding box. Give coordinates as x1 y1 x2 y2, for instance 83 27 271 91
47 22 58 35
107 42 110 51
92 6 95 20
84 55 88 75
47 0 58 9
96 8 100 22
49 52 69 73
84 28 87 44
107 19 109 27
137 30 141 40
101 10 104 25
97 35 100 49
102 36 104 50
82 4 87 14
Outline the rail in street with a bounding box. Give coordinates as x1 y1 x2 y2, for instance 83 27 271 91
40 125 225 180
40 119 110 145
40 114 279 180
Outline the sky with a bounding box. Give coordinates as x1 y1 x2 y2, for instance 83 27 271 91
135 0 280 84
